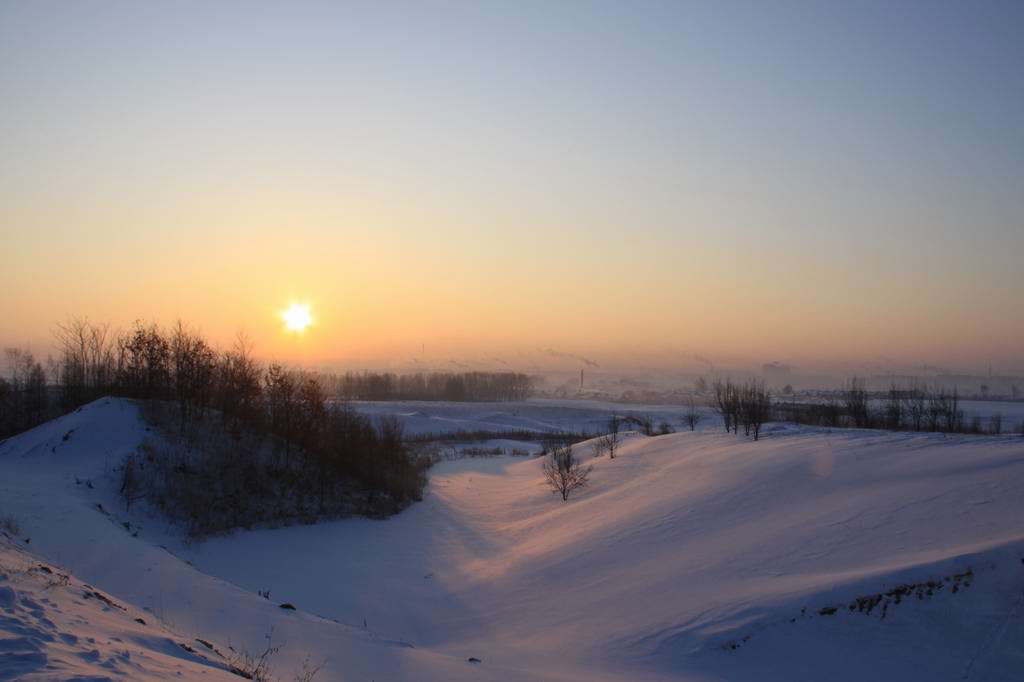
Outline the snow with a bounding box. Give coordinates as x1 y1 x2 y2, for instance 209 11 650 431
0 537 246 681
2 398 1024 680
349 398 707 436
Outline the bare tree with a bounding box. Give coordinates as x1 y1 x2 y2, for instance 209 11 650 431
945 387 962 433
902 383 926 431
543 444 592 501
265 363 299 469
884 383 902 430
169 320 216 441
712 379 736 433
843 377 870 428
926 387 961 432
684 397 702 431
116 321 170 400
120 455 142 511
53 317 116 409
822 392 842 428
0 377 10 438
2 348 49 436
737 380 772 441
217 332 263 438
593 415 621 458
593 433 617 458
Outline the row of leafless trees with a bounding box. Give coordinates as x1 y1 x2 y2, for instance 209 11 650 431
713 379 772 440
0 348 50 439
775 380 1018 434
324 371 533 402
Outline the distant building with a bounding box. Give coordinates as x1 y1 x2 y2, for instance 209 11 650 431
762 362 792 388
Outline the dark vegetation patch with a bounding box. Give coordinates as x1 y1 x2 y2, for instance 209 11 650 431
25 319 431 539
406 428 589 445
83 588 126 611
776 379 1021 434
132 398 430 539
1 320 432 539
722 566 984 653
327 370 532 402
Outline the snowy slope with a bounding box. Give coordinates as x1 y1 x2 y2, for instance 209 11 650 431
0 535 248 681
2 399 1024 680
0 400 506 681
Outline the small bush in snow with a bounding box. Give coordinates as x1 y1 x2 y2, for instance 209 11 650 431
684 397 702 431
543 444 592 501
228 630 280 682
593 415 621 458
226 629 320 682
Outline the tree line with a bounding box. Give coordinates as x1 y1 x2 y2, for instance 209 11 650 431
0 348 50 439
5 318 429 536
324 371 533 402
775 379 1020 434
712 379 772 441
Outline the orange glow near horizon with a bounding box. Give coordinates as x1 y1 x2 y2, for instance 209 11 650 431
1 4 1022 376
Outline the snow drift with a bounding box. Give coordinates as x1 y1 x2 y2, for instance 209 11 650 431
2 398 1023 680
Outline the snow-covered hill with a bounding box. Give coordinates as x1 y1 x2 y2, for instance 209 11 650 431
2 399 1023 680
0 535 253 681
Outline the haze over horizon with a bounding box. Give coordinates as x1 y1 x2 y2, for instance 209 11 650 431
2 2 1022 376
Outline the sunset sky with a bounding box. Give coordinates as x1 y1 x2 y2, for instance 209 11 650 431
2 2 1022 374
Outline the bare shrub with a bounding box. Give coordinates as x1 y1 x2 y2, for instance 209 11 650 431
293 657 322 682
119 455 142 511
228 629 280 682
543 444 592 501
903 384 926 431
843 378 870 428
737 380 772 441
884 383 903 430
222 629 320 682
926 388 962 433
593 415 620 458
593 433 615 458
684 397 702 431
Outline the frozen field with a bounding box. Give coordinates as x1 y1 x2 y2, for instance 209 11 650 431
2 399 1024 680
346 398 715 437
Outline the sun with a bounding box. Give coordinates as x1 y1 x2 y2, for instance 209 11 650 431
282 303 313 333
